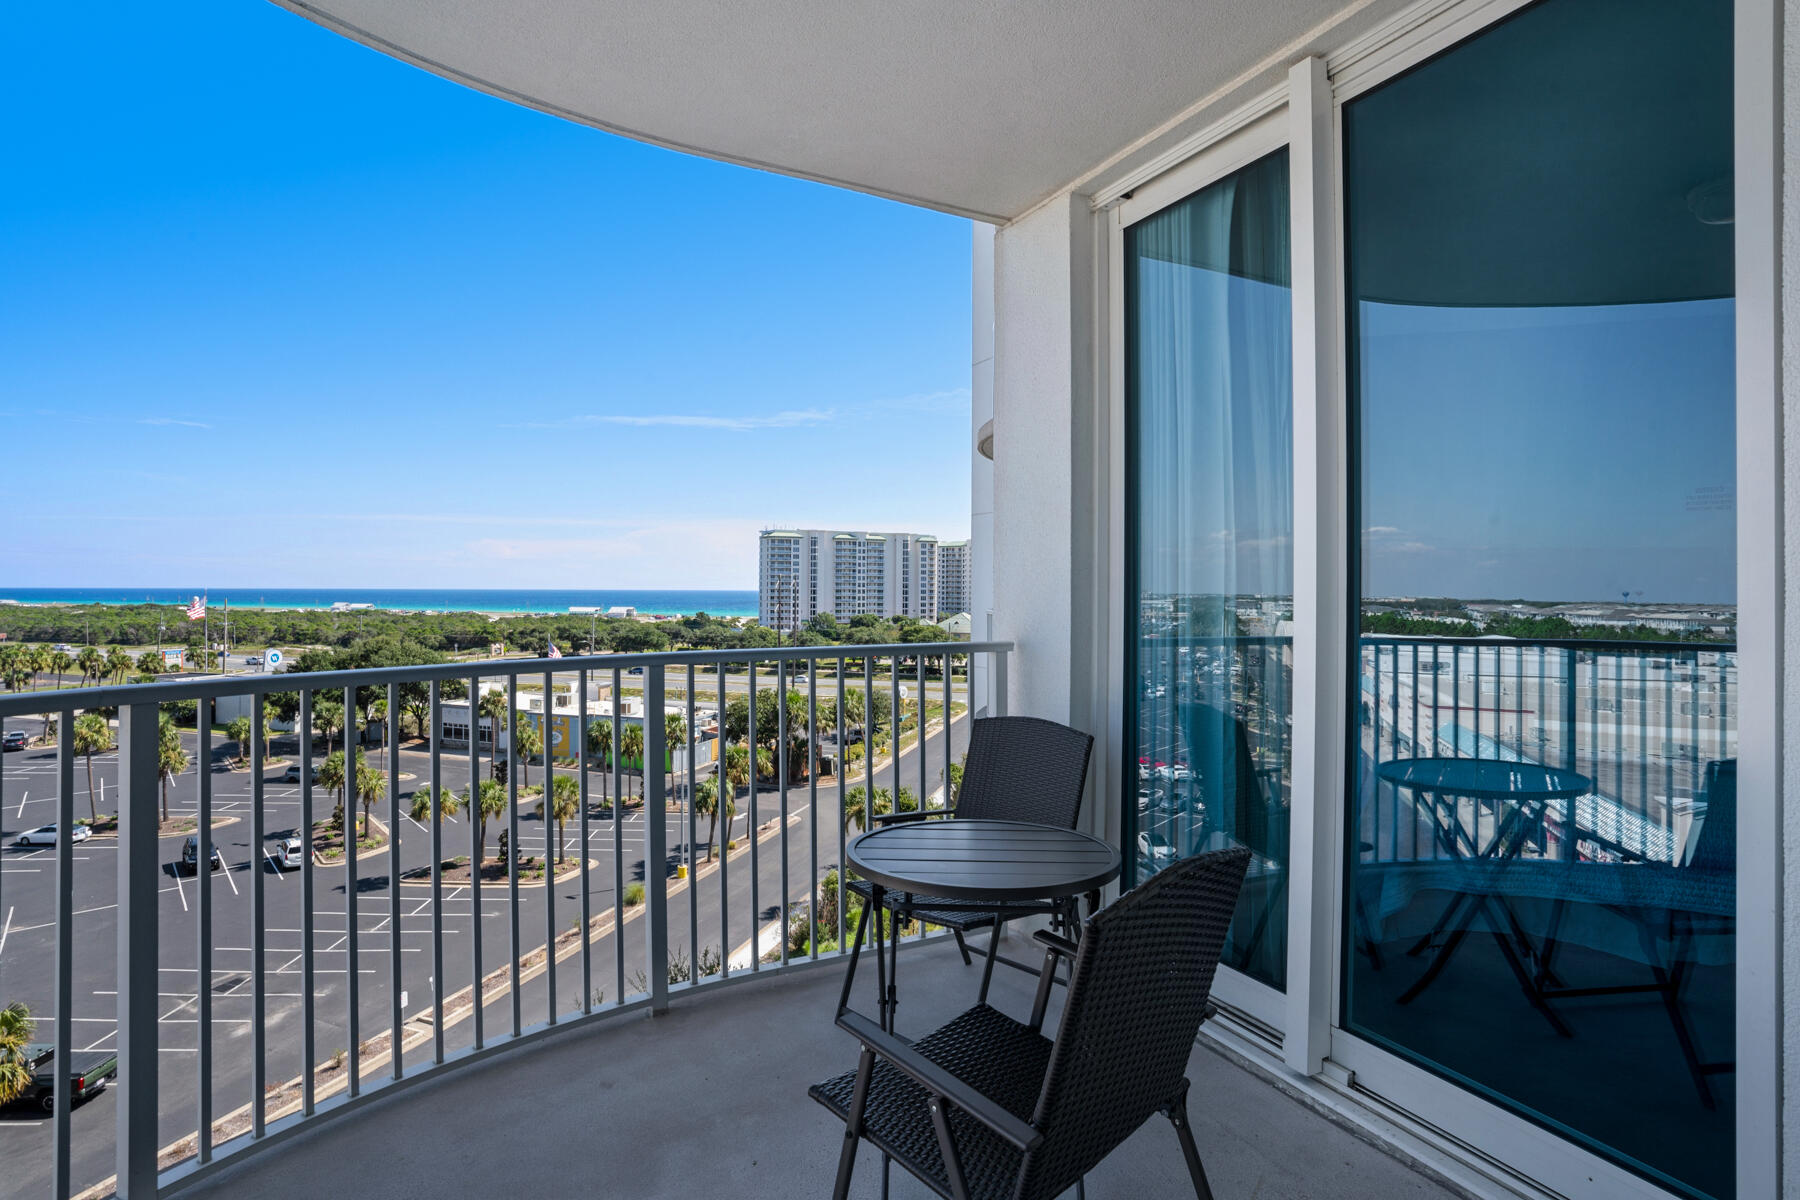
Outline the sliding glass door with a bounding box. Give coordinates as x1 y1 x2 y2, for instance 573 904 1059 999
1341 2 1736 1196
1125 148 1292 991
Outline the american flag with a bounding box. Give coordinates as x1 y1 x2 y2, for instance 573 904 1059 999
546 641 562 659
185 595 206 622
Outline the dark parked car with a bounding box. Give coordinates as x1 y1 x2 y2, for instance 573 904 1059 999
181 836 224 874
15 1044 117 1113
2 730 29 751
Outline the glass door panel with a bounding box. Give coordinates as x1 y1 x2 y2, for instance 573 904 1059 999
1126 148 1293 990
1342 2 1735 1195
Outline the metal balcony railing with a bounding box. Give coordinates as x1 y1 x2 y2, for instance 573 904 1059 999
1357 636 1737 866
0 640 1009 1198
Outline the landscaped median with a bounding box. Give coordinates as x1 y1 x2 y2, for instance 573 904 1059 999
70 802 809 1199
398 852 597 888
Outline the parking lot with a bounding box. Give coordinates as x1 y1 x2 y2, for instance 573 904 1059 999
0 709 967 1195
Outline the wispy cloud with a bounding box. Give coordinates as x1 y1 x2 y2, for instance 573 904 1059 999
139 417 212 429
516 409 833 432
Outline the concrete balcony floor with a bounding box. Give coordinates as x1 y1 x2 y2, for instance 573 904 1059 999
178 937 1462 1200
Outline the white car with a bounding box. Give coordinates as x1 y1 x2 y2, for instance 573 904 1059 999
273 836 305 871
15 823 92 848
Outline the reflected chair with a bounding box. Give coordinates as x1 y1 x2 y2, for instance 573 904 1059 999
1535 759 1736 1107
1177 702 1287 981
813 847 1251 1200
847 715 1094 1004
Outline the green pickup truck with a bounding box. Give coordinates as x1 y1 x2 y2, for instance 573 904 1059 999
16 1043 117 1113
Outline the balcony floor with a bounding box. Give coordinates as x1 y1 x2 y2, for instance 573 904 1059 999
176 936 1463 1200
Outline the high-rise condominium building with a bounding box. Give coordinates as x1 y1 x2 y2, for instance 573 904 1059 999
936 540 971 616
759 529 954 626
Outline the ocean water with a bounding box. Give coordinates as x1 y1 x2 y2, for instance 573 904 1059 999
0 588 759 618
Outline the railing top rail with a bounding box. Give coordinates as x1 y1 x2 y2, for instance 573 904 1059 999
0 640 1011 719
1358 634 1736 654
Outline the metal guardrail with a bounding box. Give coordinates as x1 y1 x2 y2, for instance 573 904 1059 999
1358 636 1737 865
0 640 1009 1198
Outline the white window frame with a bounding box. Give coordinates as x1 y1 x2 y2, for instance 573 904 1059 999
1095 0 1781 1194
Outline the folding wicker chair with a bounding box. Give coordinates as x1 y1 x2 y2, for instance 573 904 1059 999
813 847 1250 1200
848 715 1094 1003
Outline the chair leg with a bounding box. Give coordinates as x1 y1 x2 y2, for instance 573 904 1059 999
881 1152 891 1200
1168 1099 1214 1200
952 927 973 966
834 1047 875 1200
977 917 1004 1004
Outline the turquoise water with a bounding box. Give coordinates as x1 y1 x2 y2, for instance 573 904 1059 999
0 588 758 618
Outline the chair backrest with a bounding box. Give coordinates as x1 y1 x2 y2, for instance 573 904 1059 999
953 716 1093 830
1683 758 1735 874
1018 847 1251 1200
1178 701 1270 854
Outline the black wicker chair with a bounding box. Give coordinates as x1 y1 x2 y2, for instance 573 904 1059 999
813 847 1251 1200
848 715 1095 1002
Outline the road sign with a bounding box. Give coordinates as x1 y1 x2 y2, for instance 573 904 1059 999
266 650 283 667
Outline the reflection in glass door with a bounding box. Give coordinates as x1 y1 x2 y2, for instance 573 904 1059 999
1341 2 1735 1196
1125 149 1292 990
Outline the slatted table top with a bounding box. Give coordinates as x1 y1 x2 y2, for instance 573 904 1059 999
847 818 1120 902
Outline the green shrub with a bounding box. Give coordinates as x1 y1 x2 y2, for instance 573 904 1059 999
623 881 645 906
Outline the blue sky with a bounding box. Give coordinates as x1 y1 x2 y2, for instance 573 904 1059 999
1 2 973 590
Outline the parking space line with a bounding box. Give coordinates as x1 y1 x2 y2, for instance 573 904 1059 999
0 905 12 960
16 791 27 819
172 870 189 912
222 861 241 896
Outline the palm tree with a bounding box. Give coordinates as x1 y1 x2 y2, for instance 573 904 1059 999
694 776 736 862
355 759 386 839
663 711 686 796
136 650 162 678
536 775 580 863
477 689 509 778
157 714 187 824
312 697 344 756
318 750 349 829
473 778 507 864
620 723 645 806
73 713 112 823
409 783 467 828
587 720 612 807
75 646 102 689
841 785 893 843
49 649 72 687
0 1002 35 1106
24 645 50 690
513 719 543 788
225 716 253 767
104 646 134 685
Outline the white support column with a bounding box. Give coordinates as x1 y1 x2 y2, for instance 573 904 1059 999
1284 53 1344 1077
1740 0 1784 1192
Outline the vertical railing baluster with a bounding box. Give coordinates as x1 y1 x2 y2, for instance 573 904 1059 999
807 663 818 961
468 673 483 1049
300 690 316 1112
645 665 669 1012
747 661 760 972
542 668 556 1024
53 712 75 1197
942 651 953 812
687 663 698 982
197 702 214 1157
611 668 623 1003
578 670 591 1013
505 673 521 1038
1716 650 1729 762
837 655 848 951
890 655 902 808
387 682 402 1076
1637 654 1649 855
777 661 789 967
863 653 875 847
344 685 360 1096
718 663 729 979
993 648 1008 716
429 681 444 1062
250 697 265 1132
116 702 159 1198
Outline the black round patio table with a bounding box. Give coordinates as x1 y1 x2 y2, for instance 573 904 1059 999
840 819 1120 1031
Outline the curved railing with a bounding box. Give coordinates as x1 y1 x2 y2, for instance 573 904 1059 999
0 640 1009 1198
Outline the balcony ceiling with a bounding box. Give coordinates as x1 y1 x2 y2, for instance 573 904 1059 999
276 0 1391 224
